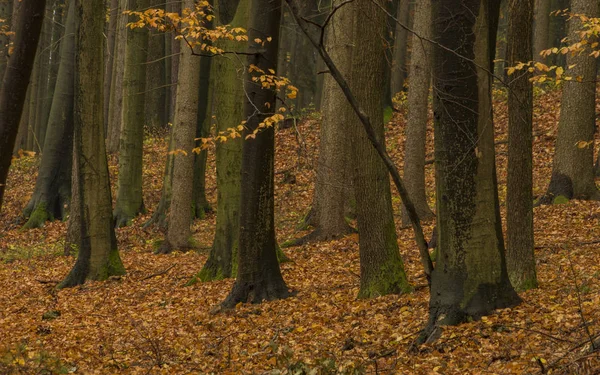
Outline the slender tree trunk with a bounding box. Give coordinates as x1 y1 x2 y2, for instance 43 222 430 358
197 0 248 281
423 0 520 341
167 0 181 124
107 0 128 154
104 0 119 134
144 0 167 130
27 48 40 152
222 0 290 307
34 2 53 151
401 0 434 227
534 0 550 61
349 0 410 299
157 0 201 254
0 0 45 213
22 1 75 229
506 0 537 291
540 0 600 204
59 0 125 288
390 0 410 96
114 0 150 227
0 0 12 81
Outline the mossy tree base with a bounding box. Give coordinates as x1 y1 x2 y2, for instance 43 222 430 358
113 202 146 228
222 278 292 308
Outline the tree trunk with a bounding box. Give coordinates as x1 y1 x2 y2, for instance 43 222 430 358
114 0 150 227
534 0 550 61
104 0 119 134
222 0 290 307
423 0 520 340
59 0 125 288
540 0 600 204
0 0 12 81
107 0 128 154
144 0 167 130
401 0 434 227
22 1 75 229
34 2 52 152
167 1 181 124
349 0 410 299
390 0 410 96
0 0 45 213
144 131 174 229
157 0 201 254
506 0 537 291
196 0 248 281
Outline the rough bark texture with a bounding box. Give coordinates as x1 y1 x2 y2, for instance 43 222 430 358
0 0 45 213
197 0 248 281
506 0 537 291
401 0 434 227
292 0 354 246
23 1 75 229
350 0 410 299
114 0 150 227
107 0 128 154
222 0 290 307
534 0 550 61
540 0 600 204
157 0 201 254
59 0 125 288
424 0 520 340
390 0 410 95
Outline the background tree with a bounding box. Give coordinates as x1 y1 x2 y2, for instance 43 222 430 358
423 0 520 339
107 0 128 154
539 0 600 204
390 0 410 96
350 0 410 298
144 0 167 130
535 0 551 61
0 0 45 213
22 1 75 229
506 0 537 291
59 0 125 288
401 0 435 227
114 0 150 227
222 0 290 307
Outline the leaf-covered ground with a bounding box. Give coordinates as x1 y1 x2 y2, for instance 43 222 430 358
1 89 600 374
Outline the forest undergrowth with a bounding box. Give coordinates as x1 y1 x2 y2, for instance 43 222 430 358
1 88 600 374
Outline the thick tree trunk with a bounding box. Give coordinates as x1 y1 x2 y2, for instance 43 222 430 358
197 0 248 281
107 0 128 154
534 0 550 61
157 0 201 254
22 1 75 229
349 0 410 299
506 0 537 291
222 0 290 307
401 0 434 227
291 0 354 246
59 0 125 288
114 0 149 227
540 0 600 204
0 0 45 213
390 0 410 96
423 0 520 341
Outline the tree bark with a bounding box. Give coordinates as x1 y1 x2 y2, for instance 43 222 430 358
196 0 248 281
107 0 128 154
114 0 150 227
401 0 434 227
22 1 75 229
539 0 600 204
534 0 550 62
59 0 125 288
349 0 410 299
0 0 45 213
506 0 537 291
144 0 167 130
222 0 290 307
104 0 119 134
157 0 201 254
390 0 410 96
423 0 520 341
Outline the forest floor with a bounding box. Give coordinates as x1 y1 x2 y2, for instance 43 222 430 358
1 88 600 374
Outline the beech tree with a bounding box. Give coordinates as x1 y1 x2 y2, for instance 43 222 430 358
22 1 75 229
422 0 520 339
538 0 600 205
114 0 150 227
0 0 45 213
222 0 290 307
59 0 125 288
